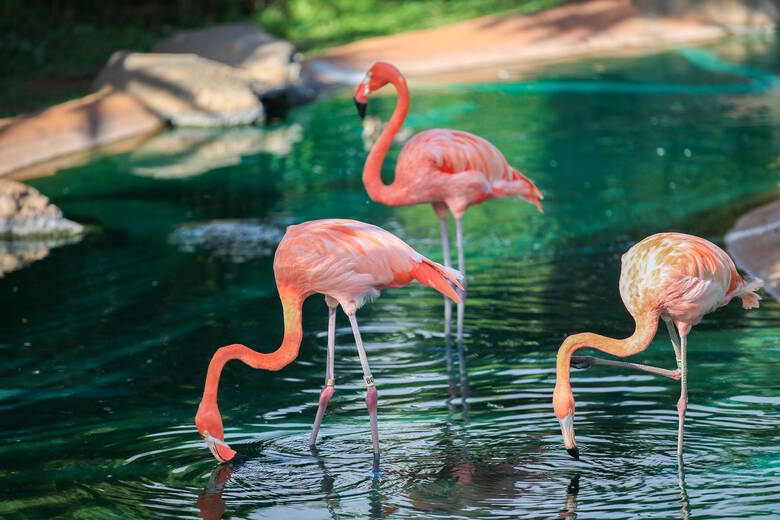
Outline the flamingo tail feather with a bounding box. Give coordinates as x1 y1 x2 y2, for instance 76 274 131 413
410 259 463 304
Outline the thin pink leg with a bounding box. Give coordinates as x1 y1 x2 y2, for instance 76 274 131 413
571 355 681 380
310 304 337 446
438 214 452 336
677 330 688 458
455 217 467 300
347 313 381 469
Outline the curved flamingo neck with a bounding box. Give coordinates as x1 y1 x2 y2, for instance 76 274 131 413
362 71 410 206
201 289 304 404
553 311 659 417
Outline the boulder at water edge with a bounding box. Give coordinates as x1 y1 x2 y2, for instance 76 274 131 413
0 179 84 238
153 23 308 101
94 52 265 127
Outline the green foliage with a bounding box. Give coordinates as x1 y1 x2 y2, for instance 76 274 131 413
0 0 560 117
256 0 562 53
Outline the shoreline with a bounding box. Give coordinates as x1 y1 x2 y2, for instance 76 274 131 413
1 0 775 181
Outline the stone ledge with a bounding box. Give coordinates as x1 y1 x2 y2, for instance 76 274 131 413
726 198 780 302
0 89 163 177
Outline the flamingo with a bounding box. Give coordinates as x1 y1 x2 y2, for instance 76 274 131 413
195 218 462 469
352 62 543 296
553 232 762 460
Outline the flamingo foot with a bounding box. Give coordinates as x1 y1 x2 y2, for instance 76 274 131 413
670 369 682 381
372 453 382 478
310 385 335 446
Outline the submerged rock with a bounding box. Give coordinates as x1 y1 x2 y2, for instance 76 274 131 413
94 52 265 127
0 180 83 238
170 220 284 262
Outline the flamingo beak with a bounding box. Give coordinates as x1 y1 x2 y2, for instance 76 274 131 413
354 96 367 119
559 412 579 460
203 430 248 464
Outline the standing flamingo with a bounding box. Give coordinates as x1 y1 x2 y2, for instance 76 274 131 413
553 232 762 460
353 62 543 296
195 219 462 469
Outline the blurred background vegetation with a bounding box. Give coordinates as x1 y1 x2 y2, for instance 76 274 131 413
0 0 560 118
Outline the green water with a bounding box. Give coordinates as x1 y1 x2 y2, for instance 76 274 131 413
2 35 779 519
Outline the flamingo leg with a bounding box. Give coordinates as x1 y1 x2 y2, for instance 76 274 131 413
310 304 337 446
439 215 452 336
455 218 466 296
677 331 688 457
665 319 682 361
571 355 681 380
347 313 381 470
454 217 466 343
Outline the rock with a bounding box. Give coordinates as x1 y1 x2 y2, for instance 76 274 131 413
0 179 84 238
633 0 778 29
153 23 315 105
0 89 163 177
725 198 780 302
169 220 284 262
129 125 303 179
94 52 265 127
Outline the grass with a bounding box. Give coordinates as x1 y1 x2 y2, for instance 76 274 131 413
257 0 562 55
0 0 561 118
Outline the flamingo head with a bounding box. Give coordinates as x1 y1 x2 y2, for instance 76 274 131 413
553 382 579 460
513 172 544 213
353 62 402 119
195 400 246 464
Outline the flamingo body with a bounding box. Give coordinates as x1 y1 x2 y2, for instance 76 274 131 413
392 128 543 218
619 233 760 328
275 219 462 313
196 219 462 464
553 232 761 459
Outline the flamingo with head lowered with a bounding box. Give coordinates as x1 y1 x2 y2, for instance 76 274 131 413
353 62 543 296
195 219 462 470
553 232 762 460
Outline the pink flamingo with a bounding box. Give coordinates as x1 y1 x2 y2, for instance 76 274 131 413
353 62 543 294
195 219 462 468
553 232 762 459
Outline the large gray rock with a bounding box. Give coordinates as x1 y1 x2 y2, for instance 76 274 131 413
0 180 84 238
94 52 265 127
153 23 313 104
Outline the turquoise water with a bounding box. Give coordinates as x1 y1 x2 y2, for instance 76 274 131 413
2 35 779 519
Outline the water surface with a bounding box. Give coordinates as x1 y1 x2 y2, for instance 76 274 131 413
1 35 779 519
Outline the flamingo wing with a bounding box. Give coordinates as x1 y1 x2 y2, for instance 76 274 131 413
396 129 543 212
620 232 757 323
275 219 462 311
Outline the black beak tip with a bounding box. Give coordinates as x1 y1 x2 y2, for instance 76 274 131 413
228 452 249 465
567 447 580 460
354 97 367 119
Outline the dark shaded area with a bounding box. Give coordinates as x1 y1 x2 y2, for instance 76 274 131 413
0 0 271 117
